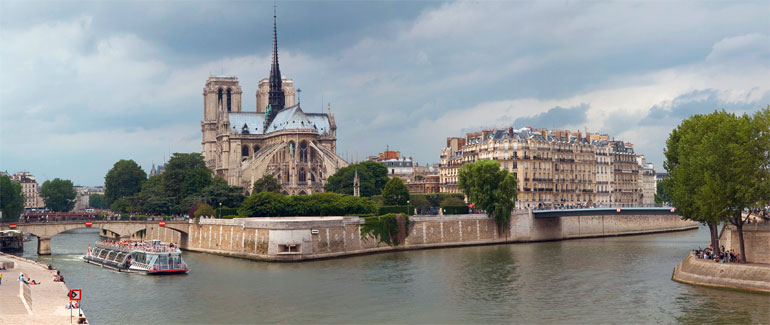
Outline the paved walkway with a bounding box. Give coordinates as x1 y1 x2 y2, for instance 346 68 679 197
0 253 86 324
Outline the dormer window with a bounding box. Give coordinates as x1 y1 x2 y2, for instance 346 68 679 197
242 123 250 134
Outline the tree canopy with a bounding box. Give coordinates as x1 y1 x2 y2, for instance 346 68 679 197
325 161 388 197
458 160 517 229
104 159 146 205
252 174 282 194
89 194 108 209
0 175 25 221
664 108 770 260
238 192 376 217
382 177 410 205
41 178 76 212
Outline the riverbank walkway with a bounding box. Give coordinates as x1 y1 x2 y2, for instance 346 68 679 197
0 253 85 324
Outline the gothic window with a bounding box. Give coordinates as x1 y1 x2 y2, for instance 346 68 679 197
299 141 308 162
227 88 232 112
253 145 260 156
242 124 250 134
299 168 306 182
241 145 249 157
217 88 223 108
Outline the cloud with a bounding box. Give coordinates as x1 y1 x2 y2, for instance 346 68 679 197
0 1 768 184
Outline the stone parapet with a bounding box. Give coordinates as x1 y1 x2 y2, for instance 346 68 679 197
672 253 770 293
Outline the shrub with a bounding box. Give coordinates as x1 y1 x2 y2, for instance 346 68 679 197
360 213 410 246
377 205 413 216
238 192 376 217
194 203 216 218
441 205 469 215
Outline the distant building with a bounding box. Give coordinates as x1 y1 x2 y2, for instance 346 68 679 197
74 186 106 211
440 127 653 209
11 172 45 209
150 162 167 177
637 156 656 205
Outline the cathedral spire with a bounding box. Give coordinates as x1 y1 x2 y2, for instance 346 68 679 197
265 3 286 133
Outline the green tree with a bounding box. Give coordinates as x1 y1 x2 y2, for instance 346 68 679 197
664 112 729 255
163 153 212 213
699 108 770 262
134 175 171 215
410 195 430 213
238 192 288 217
0 175 25 221
88 194 108 209
40 178 76 212
203 177 245 208
325 161 388 197
104 159 147 205
110 197 130 213
194 203 216 218
252 175 282 194
654 177 671 204
382 177 410 205
440 196 465 207
458 160 517 230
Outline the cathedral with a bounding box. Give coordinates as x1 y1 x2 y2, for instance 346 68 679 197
201 13 347 195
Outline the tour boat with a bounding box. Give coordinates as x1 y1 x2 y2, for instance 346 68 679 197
83 240 189 274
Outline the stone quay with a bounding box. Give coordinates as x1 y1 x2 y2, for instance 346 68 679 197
0 253 87 324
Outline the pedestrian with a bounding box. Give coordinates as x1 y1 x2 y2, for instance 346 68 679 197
0 271 3 286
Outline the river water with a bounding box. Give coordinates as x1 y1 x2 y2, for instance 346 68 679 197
15 225 769 324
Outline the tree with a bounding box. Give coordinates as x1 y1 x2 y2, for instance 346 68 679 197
89 194 108 209
325 162 388 197
252 175 282 194
133 175 171 215
194 203 216 218
40 178 76 212
238 192 288 217
162 153 212 213
110 198 130 213
203 177 245 208
440 196 465 207
458 160 517 230
654 177 671 204
699 108 770 262
104 159 147 205
0 175 25 221
382 177 410 205
359 161 389 191
664 112 731 256
410 195 430 214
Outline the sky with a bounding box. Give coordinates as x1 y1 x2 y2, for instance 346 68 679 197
1 0 768 186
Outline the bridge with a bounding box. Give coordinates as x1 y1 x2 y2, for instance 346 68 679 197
0 221 189 255
533 207 678 218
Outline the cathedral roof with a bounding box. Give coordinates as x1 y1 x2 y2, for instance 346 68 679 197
228 104 332 135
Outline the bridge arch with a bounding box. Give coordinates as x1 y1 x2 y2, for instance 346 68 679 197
6 221 189 255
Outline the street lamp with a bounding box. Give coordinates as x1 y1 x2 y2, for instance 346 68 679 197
219 202 222 219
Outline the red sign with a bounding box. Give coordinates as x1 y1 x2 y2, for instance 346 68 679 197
85 221 92 227
159 220 166 226
670 207 676 213
9 224 16 229
69 289 82 301
616 208 621 213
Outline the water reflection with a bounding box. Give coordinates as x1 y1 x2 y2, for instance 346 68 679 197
15 225 769 324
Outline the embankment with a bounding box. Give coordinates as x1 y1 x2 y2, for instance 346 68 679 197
672 253 770 294
140 209 698 262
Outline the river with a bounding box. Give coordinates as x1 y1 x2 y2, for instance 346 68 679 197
14 225 769 324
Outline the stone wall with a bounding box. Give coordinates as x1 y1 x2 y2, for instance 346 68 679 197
140 211 697 262
672 253 770 293
719 222 770 264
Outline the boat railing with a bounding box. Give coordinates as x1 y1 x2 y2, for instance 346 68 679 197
95 242 182 254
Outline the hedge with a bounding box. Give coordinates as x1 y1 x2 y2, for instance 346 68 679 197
377 205 413 216
410 193 465 207
441 205 469 215
238 192 377 217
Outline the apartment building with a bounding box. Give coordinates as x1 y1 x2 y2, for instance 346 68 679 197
439 127 652 209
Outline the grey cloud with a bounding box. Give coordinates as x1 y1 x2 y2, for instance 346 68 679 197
512 104 589 130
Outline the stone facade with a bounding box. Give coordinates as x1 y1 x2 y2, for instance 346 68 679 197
137 210 696 262
11 172 44 209
200 16 347 195
440 127 654 208
719 222 770 264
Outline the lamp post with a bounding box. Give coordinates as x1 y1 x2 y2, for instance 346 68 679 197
219 202 222 219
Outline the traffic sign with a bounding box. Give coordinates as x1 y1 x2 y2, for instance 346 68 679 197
616 208 621 213
9 224 16 229
159 220 166 226
85 221 92 227
68 289 82 301
670 207 676 213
